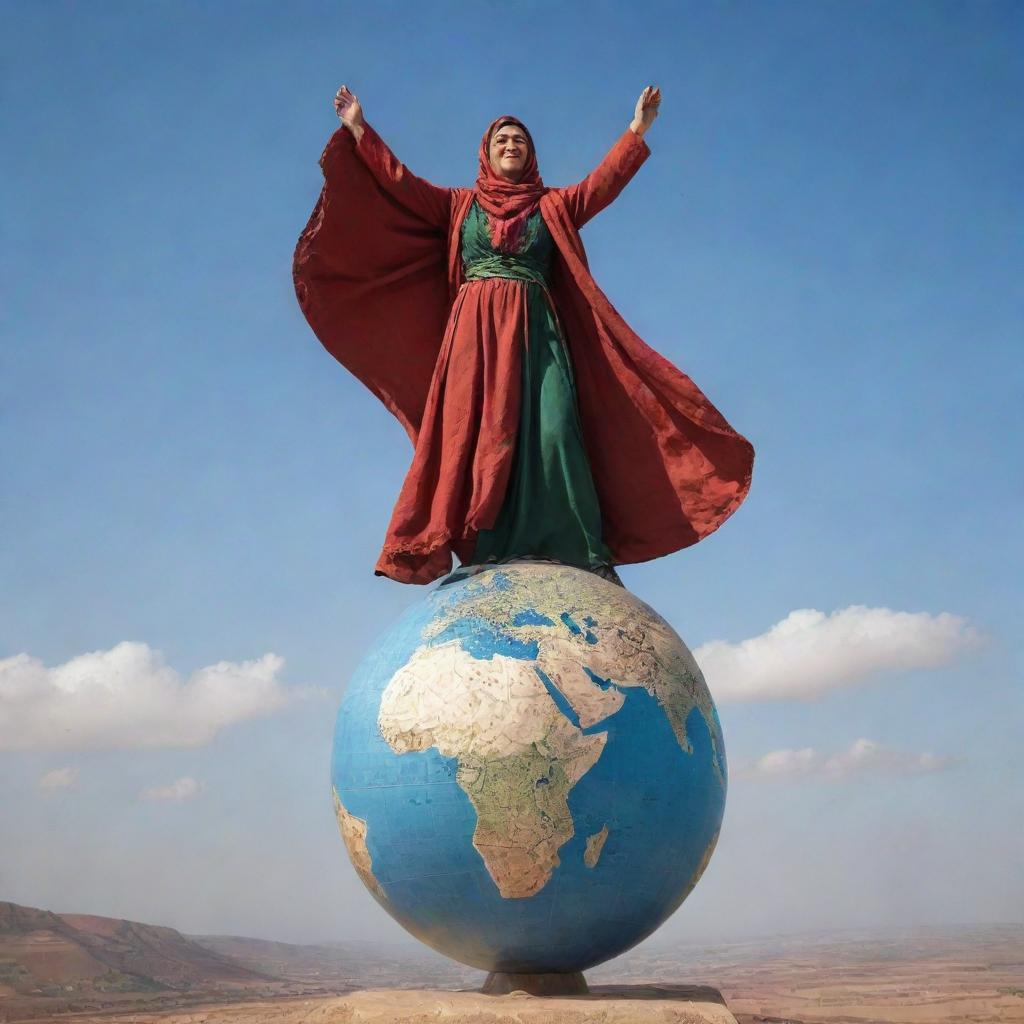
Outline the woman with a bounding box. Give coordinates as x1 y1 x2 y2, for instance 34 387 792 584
293 86 753 585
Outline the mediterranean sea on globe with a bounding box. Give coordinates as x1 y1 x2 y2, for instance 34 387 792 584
330 562 726 974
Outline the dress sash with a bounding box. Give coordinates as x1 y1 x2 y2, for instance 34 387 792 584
464 253 549 289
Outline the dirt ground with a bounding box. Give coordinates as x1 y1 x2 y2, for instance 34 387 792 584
4 986 739 1024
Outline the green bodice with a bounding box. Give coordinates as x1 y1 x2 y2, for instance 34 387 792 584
461 201 553 288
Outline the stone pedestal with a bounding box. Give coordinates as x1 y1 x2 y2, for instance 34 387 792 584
316 984 738 1022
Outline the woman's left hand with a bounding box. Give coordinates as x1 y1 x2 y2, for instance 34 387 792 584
630 85 661 137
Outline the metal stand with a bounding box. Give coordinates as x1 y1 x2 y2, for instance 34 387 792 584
482 971 589 996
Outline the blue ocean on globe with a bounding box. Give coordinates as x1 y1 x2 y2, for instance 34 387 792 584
331 563 726 974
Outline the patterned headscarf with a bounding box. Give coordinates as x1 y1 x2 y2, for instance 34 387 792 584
474 116 546 253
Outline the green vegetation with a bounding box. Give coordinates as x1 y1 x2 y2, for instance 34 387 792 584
94 969 166 993
0 960 29 982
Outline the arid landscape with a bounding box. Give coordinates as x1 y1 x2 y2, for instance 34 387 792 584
1 901 1021 1023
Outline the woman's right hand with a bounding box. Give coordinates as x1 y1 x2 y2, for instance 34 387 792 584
334 85 365 141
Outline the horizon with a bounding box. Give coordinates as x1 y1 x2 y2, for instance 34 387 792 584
3 0 1022 948
6 894 1023 950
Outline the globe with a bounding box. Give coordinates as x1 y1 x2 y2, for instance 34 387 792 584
331 562 726 979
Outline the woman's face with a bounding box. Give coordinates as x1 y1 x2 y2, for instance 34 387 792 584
488 123 529 182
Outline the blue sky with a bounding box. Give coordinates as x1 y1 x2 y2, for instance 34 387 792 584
2 1 1021 945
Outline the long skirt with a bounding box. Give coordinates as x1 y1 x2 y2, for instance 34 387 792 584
374 277 610 583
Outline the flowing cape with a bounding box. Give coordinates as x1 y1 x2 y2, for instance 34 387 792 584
293 123 754 574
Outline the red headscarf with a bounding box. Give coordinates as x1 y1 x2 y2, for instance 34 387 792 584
474 115 546 253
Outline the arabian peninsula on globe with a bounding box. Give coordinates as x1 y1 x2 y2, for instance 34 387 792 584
331 562 726 977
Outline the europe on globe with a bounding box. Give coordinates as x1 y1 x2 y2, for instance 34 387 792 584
331 562 726 985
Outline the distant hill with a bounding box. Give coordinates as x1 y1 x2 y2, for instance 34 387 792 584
0 902 478 1020
193 933 479 990
0 901 269 1000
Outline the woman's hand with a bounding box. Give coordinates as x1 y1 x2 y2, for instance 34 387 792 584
334 85 365 142
630 85 661 137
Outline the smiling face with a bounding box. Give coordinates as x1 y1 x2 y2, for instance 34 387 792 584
488 122 530 182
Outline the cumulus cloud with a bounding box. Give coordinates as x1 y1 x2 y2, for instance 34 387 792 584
0 642 299 751
734 738 961 781
38 767 78 789
695 605 978 702
141 777 203 802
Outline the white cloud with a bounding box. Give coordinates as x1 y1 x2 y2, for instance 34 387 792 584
38 767 78 789
0 642 298 751
141 776 203 802
695 605 978 702
734 738 961 781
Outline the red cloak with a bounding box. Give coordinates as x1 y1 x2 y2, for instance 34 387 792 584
293 122 754 583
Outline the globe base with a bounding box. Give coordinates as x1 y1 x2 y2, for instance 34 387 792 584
325 986 738 1022
482 971 589 996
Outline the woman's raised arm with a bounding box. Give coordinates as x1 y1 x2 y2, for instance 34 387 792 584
332 85 453 229
555 86 661 229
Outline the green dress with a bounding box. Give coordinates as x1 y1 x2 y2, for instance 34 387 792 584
462 201 613 572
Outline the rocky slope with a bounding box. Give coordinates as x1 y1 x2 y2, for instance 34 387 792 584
0 901 267 999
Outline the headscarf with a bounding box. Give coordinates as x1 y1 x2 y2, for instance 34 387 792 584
474 115 546 253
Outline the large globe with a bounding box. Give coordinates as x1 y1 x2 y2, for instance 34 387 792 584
331 562 726 975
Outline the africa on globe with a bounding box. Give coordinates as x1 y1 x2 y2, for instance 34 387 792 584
331 562 726 978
